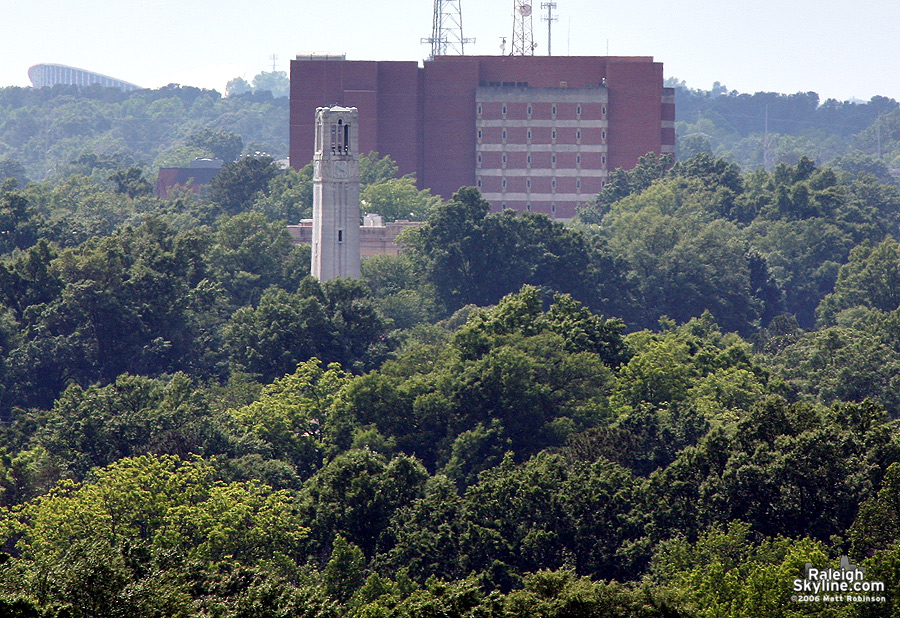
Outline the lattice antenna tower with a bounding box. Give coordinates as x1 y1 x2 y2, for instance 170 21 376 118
511 0 536 55
422 0 474 58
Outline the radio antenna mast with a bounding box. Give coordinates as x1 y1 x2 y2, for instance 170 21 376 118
541 2 557 56
422 0 475 58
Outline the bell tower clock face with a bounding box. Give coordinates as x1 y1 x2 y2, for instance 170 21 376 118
333 160 349 178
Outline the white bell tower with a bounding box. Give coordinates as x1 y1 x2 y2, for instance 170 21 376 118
311 106 361 280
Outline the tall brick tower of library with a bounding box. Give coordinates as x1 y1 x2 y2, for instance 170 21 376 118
311 106 361 280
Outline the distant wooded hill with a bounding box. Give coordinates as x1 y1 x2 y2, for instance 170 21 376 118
0 81 288 183
670 79 900 179
2 78 899 188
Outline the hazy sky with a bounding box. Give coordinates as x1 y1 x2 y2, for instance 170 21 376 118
8 0 900 102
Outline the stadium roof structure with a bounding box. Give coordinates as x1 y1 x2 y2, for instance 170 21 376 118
28 63 141 91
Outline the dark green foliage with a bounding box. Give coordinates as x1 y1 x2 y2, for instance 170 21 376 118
405 187 628 318
0 181 44 254
187 128 244 162
300 449 428 556
323 536 366 601
224 278 391 380
209 156 281 216
108 167 152 198
580 154 900 330
0 159 29 186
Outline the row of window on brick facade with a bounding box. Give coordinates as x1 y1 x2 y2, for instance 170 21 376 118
477 129 607 140
478 154 606 166
480 178 586 190
478 104 607 117
503 203 558 214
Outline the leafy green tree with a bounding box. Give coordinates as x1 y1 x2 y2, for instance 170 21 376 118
577 153 672 223
108 166 152 198
225 288 338 381
209 156 281 216
28 372 226 483
405 187 623 315
361 177 440 221
323 535 366 602
504 570 686 618
0 181 43 254
642 398 898 549
0 454 308 615
251 71 290 98
649 522 831 618
770 326 900 416
206 211 309 307
187 128 244 162
817 238 900 324
359 152 399 188
252 164 313 223
0 159 29 186
229 359 351 475
300 449 428 556
226 76 252 97
849 462 900 557
677 133 713 160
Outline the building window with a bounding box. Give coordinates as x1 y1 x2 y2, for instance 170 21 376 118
576 130 581 139
576 180 581 190
576 154 581 164
551 130 556 139
477 179 482 187
602 106 606 116
477 154 482 163
602 155 606 165
338 229 343 242
552 105 557 115
502 178 507 188
551 179 556 188
551 203 556 213
601 180 606 187
526 203 532 211
577 105 582 115
527 154 531 164
527 129 532 139
502 154 507 163
602 130 606 139
478 129 482 139
502 129 507 139
527 105 532 115
502 105 507 115
478 105 482 114
526 179 531 188
551 154 557 164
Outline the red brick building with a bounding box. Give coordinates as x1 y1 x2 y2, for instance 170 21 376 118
290 55 674 219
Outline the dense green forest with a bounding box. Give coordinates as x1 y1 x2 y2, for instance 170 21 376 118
2 82 900 616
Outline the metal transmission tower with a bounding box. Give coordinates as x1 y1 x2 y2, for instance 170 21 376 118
511 0 536 55
422 0 474 58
